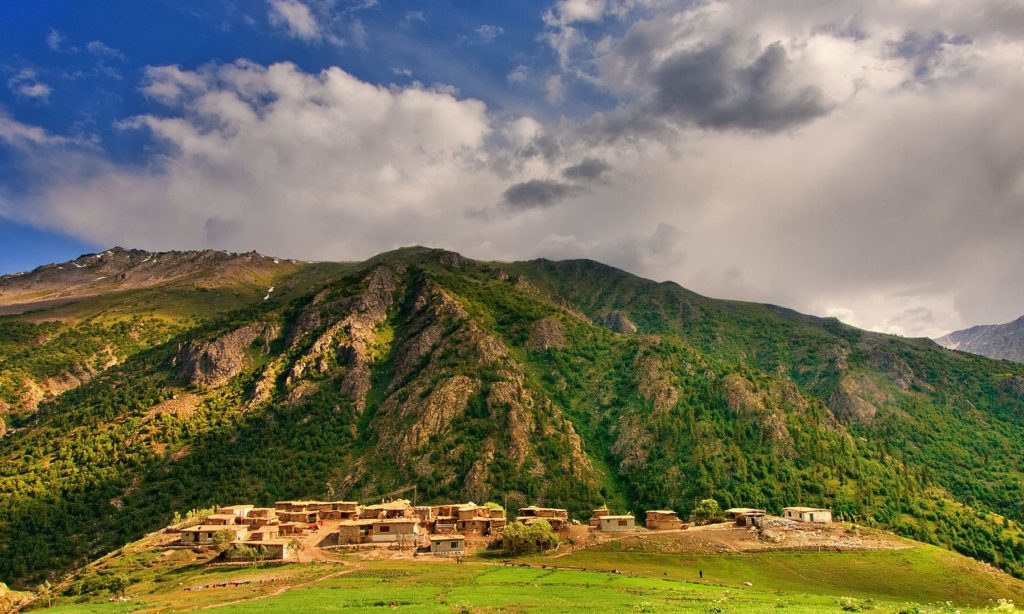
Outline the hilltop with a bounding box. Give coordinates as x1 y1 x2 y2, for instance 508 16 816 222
1 245 1023 592
937 316 1024 363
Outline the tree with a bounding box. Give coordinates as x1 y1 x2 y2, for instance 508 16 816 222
212 530 236 553
287 537 305 562
692 499 721 525
502 520 559 554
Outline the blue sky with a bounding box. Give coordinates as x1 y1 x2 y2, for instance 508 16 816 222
2 0 1024 336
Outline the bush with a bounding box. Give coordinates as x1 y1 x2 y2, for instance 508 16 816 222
692 499 722 525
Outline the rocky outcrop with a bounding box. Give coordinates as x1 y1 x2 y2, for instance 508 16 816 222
602 311 638 334
174 322 278 388
636 353 679 415
829 377 880 424
611 415 654 472
388 375 480 455
287 266 400 412
723 375 766 414
488 371 537 466
527 318 567 351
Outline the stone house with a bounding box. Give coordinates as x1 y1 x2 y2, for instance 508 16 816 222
179 524 246 546
516 506 570 531
336 519 376 545
230 539 292 561
204 514 241 526
429 534 466 557
598 515 635 532
589 508 610 528
645 510 683 530
783 507 833 524
370 518 420 543
217 505 254 518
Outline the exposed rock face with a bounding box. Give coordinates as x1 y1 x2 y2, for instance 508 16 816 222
527 318 567 351
287 266 400 412
602 311 638 334
636 352 679 415
829 378 880 424
611 415 654 472
1000 376 1024 396
390 375 480 454
722 374 792 444
488 371 536 466
723 375 766 414
174 322 278 388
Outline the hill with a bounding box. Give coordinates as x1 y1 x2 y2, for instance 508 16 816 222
937 316 1024 363
1 246 1023 590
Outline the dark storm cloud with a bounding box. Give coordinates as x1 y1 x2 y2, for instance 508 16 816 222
889 31 972 79
651 40 831 132
562 157 611 181
501 178 580 210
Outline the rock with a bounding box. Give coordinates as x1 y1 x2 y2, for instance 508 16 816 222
829 378 879 424
527 318 567 351
174 322 278 388
722 375 766 414
611 415 654 472
391 375 480 453
635 353 679 415
488 371 537 466
602 311 638 334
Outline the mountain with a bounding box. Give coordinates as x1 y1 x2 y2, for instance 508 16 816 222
1 246 1023 588
936 316 1024 363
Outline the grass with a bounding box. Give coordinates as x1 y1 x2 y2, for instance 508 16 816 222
33 544 1024 613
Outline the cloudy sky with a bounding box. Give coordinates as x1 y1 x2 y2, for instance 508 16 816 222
2 0 1023 337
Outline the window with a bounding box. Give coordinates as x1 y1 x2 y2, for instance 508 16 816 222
451 542 459 548
380 525 390 533
809 514 815 522
618 520 627 526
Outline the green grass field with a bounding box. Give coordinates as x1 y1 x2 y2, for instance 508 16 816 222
32 541 1024 613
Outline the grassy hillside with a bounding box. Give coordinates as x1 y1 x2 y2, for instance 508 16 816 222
24 527 1024 613
1 246 1023 589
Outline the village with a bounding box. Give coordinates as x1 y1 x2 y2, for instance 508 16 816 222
171 498 835 562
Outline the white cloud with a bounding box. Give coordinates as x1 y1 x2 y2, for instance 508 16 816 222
475 24 504 43
507 65 530 84
0 112 65 146
86 40 125 60
46 29 65 52
268 0 321 42
545 74 565 103
7 69 52 101
5 0 1024 338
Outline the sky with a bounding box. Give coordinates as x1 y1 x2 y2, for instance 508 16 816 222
1 0 1023 338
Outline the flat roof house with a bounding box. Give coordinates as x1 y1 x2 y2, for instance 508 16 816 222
783 507 833 524
598 515 635 532
589 508 610 528
516 506 570 531
429 534 466 557
723 508 767 520
217 505 254 518
204 513 241 526
179 525 247 545
370 518 420 543
645 510 683 530
232 539 292 561
336 519 376 545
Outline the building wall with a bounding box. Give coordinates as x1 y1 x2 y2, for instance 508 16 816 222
430 540 465 556
599 517 635 532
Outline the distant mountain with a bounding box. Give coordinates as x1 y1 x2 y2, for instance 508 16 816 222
936 316 1024 363
1 246 1023 588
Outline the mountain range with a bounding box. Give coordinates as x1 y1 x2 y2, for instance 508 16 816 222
936 316 1024 363
0 246 1022 587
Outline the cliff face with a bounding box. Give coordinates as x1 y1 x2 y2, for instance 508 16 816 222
936 316 1024 363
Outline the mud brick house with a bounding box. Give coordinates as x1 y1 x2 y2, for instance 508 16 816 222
230 539 292 561
783 507 833 524
516 506 570 531
429 534 466 557
217 505 254 518
370 517 421 543
598 515 635 532
243 508 279 528
645 510 683 530
589 508 610 528
179 524 247 545
246 526 281 542
336 519 377 545
360 499 415 520
204 513 242 526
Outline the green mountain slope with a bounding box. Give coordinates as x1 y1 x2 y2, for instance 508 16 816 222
1 246 1022 587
